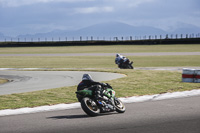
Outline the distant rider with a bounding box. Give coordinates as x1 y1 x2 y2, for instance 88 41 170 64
115 53 133 68
115 53 126 68
77 74 107 102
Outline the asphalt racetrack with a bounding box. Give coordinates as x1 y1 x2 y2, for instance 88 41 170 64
0 96 200 133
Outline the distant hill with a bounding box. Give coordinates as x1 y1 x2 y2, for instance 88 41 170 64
0 32 12 41
75 22 167 37
15 22 168 41
171 24 200 34
1 21 199 41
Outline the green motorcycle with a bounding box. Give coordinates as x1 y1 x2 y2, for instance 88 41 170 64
75 83 126 117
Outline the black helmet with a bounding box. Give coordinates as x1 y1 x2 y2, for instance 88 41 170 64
116 53 120 57
82 74 92 81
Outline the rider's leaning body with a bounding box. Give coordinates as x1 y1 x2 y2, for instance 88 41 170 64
77 74 107 102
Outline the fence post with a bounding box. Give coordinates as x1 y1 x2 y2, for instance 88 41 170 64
166 34 168 39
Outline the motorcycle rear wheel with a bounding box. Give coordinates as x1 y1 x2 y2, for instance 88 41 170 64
129 64 134 69
81 97 100 117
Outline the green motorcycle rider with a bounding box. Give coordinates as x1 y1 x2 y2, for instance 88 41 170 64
76 74 125 116
77 74 108 103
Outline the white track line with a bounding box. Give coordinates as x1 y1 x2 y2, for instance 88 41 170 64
0 89 200 116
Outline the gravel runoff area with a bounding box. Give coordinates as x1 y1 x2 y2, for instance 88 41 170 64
0 70 125 95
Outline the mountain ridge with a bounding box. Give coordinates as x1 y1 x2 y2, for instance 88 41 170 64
1 21 200 41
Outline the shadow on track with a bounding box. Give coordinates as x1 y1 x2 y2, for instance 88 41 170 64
47 112 117 120
48 114 88 119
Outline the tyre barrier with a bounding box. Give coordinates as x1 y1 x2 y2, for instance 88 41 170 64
182 68 200 83
194 70 200 83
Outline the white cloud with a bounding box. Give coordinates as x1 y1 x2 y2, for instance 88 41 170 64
0 0 156 8
104 0 157 8
75 6 114 14
128 0 156 8
0 0 94 7
0 0 199 36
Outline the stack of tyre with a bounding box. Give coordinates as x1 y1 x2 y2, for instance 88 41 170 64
182 68 200 83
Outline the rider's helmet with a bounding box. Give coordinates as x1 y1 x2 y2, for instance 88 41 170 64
82 74 93 81
116 53 120 57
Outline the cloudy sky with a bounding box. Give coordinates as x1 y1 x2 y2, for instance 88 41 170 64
0 0 200 36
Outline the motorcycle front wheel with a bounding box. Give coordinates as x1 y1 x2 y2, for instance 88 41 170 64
81 97 100 117
114 98 126 113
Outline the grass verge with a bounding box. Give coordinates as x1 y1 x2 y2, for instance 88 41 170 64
0 44 200 54
0 69 200 110
0 55 200 68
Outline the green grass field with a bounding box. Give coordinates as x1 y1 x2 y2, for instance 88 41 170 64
0 55 199 68
0 44 200 110
0 44 200 54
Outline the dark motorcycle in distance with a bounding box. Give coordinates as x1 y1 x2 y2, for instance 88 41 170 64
75 83 126 117
119 59 134 69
